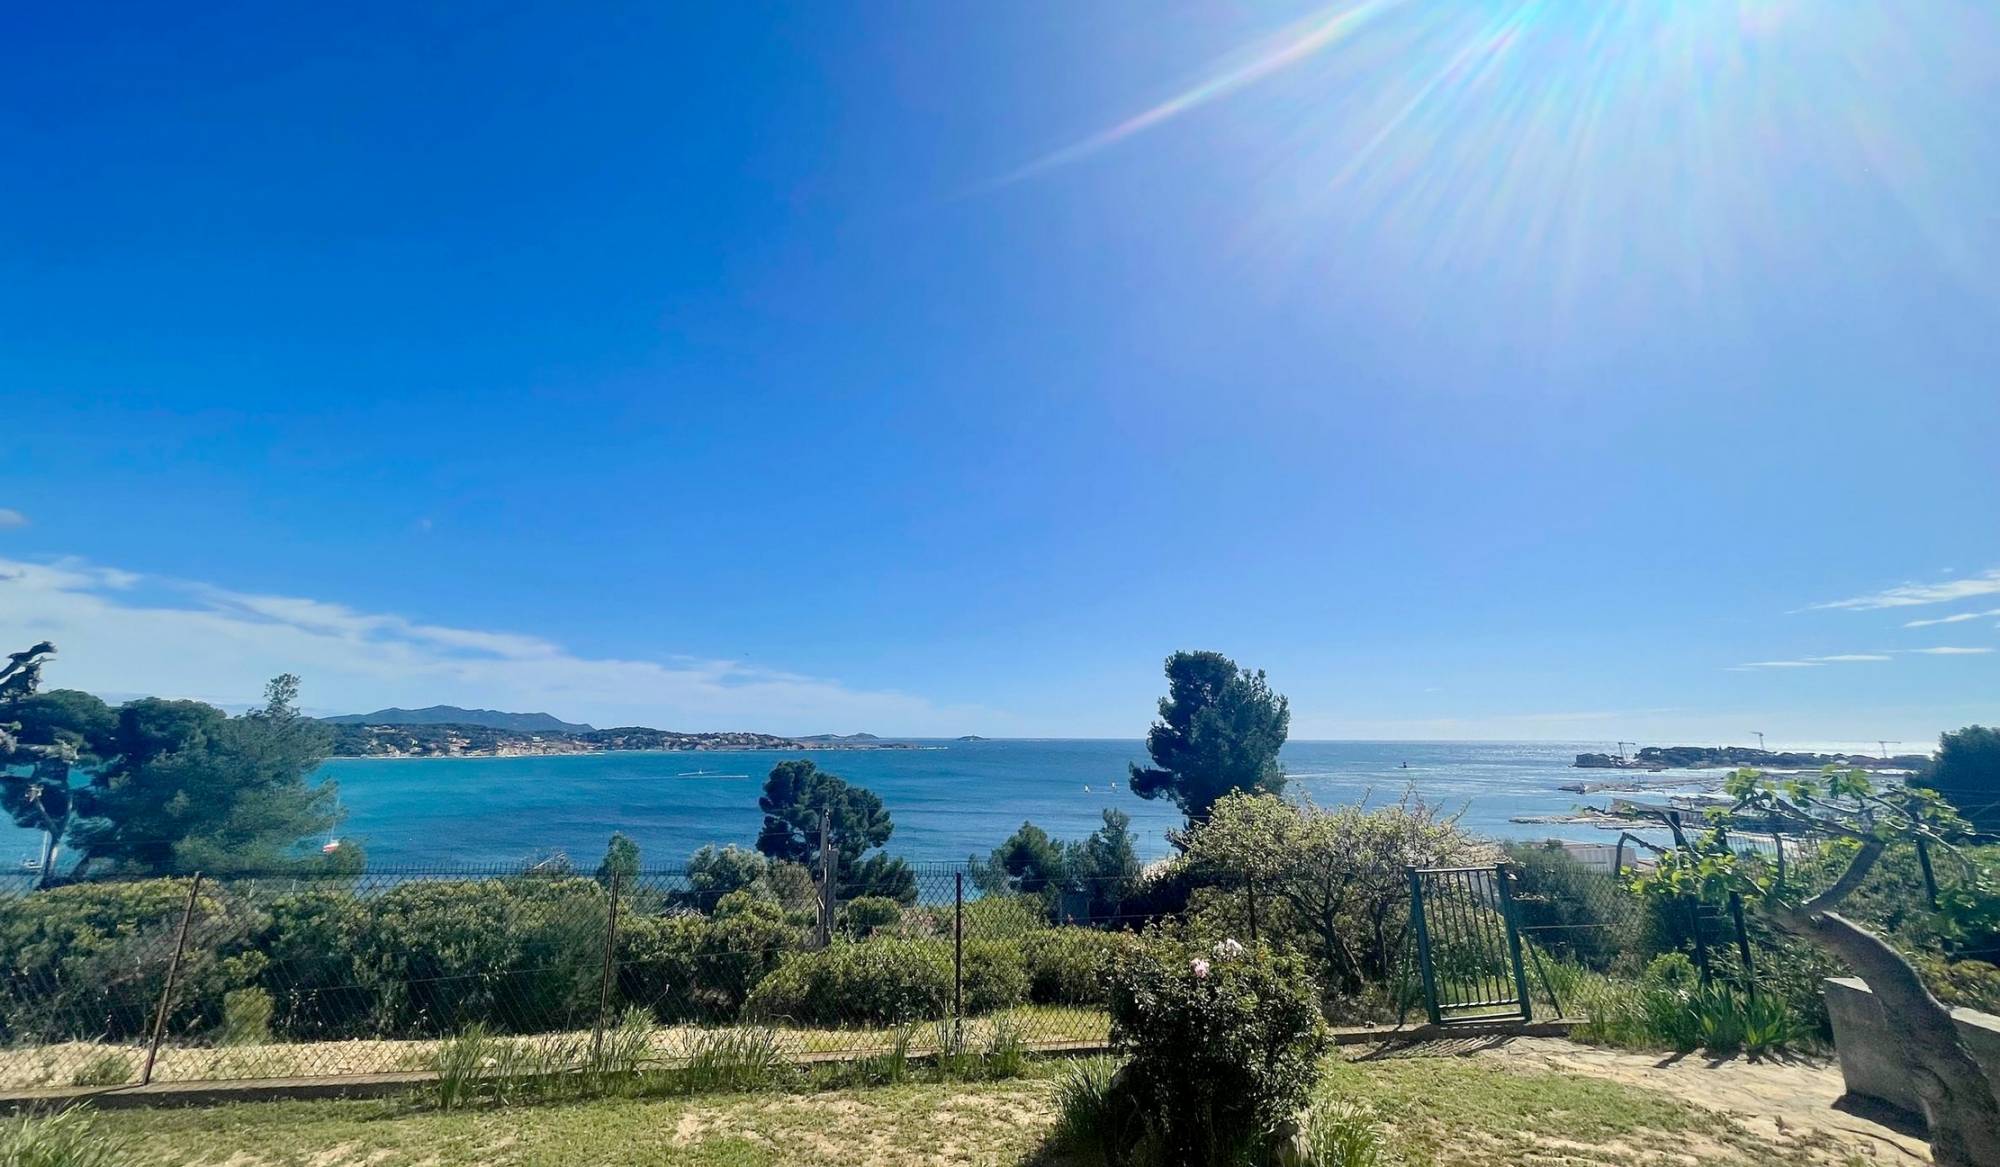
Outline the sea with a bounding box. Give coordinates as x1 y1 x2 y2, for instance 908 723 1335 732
5 739 1715 872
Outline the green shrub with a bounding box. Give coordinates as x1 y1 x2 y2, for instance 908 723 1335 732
1022 929 1139 1006
960 940 1029 1014
340 877 609 1036
1917 955 2000 1014
961 894 1046 938
1107 938 1327 1165
837 896 903 939
0 1107 130 1167
743 939 951 1027
618 893 805 1023
219 987 273 1045
1504 842 1644 970
0 879 264 1044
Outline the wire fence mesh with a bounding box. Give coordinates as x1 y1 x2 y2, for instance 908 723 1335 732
0 832 1945 1092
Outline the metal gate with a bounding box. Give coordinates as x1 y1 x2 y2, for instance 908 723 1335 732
1407 864 1532 1025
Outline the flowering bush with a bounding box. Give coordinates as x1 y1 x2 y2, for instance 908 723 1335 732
1107 936 1327 1165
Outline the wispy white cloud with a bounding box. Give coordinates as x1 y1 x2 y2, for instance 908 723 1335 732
1904 608 2000 628
1731 653 1892 670
0 556 1003 735
0 508 26 529
1808 568 2000 611
1732 647 1992 669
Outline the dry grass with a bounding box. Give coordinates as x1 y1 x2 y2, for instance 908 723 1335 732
0 1007 1109 1089
86 1050 1902 1167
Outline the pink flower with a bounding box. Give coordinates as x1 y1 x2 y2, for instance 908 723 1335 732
1191 958 1212 979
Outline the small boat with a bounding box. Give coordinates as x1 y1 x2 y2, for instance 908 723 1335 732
18 858 41 872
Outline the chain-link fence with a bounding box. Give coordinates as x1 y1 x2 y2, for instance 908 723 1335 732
0 862 1137 1091
0 832 1946 1092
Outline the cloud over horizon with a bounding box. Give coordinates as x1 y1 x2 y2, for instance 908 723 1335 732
0 556 1002 735
1810 568 2000 611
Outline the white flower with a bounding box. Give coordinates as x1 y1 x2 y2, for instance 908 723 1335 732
1190 958 1212 979
1215 939 1246 960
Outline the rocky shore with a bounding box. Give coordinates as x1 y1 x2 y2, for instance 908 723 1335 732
1574 745 1928 771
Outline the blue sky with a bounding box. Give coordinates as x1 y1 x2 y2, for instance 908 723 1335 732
3 1 1996 744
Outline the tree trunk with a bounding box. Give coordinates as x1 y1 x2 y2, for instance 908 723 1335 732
1774 906 2000 1167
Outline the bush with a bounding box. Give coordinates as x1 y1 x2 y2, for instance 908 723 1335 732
220 987 273 1045
1572 953 1801 1058
1107 937 1328 1165
1023 928 1140 1006
960 939 1029 1014
0 879 261 1043
333 877 609 1036
743 939 951 1027
1503 842 1643 970
1917 955 2000 1014
617 894 804 1023
837 896 903 939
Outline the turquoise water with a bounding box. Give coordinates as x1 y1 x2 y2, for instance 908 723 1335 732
6 739 1668 870
286 739 1631 867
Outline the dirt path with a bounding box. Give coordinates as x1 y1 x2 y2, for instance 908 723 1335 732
1364 1034 1929 1164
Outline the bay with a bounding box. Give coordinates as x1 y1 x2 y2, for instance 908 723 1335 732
287 739 1663 868
6 739 1699 871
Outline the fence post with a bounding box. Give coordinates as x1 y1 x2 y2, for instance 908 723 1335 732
142 872 203 1086
1667 812 1713 984
953 871 965 1053
816 808 835 949
1494 864 1533 1022
1407 867 1440 1026
591 867 623 1062
1916 836 1941 909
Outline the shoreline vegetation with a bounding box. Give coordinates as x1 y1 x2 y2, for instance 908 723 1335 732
1573 745 1928 773
326 722 924 759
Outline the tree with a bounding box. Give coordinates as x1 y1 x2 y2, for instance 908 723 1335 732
71 675 345 877
1182 791 1472 998
597 832 641 888
1128 651 1289 828
0 644 102 885
1916 726 2000 836
754 759 914 903
979 821 1069 895
1638 767 2000 1167
973 811 1142 923
1068 809 1142 923
676 843 769 911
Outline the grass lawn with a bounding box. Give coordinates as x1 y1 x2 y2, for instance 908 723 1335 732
80 1057 1867 1167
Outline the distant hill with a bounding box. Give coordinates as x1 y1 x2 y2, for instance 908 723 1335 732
322 706 594 733
798 732 881 743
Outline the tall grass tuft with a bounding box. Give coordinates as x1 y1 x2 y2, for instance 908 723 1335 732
0 1108 130 1167
982 1015 1028 1080
1297 1098 1385 1167
678 1028 784 1094
1049 1055 1123 1157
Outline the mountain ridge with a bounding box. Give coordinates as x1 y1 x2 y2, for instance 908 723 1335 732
321 705 594 733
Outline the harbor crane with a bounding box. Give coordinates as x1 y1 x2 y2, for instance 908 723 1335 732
1753 731 1766 752
1879 739 1902 760
1616 741 1636 762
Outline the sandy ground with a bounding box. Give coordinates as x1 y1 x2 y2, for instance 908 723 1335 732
0 1007 1110 1090
1362 1033 1930 1164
